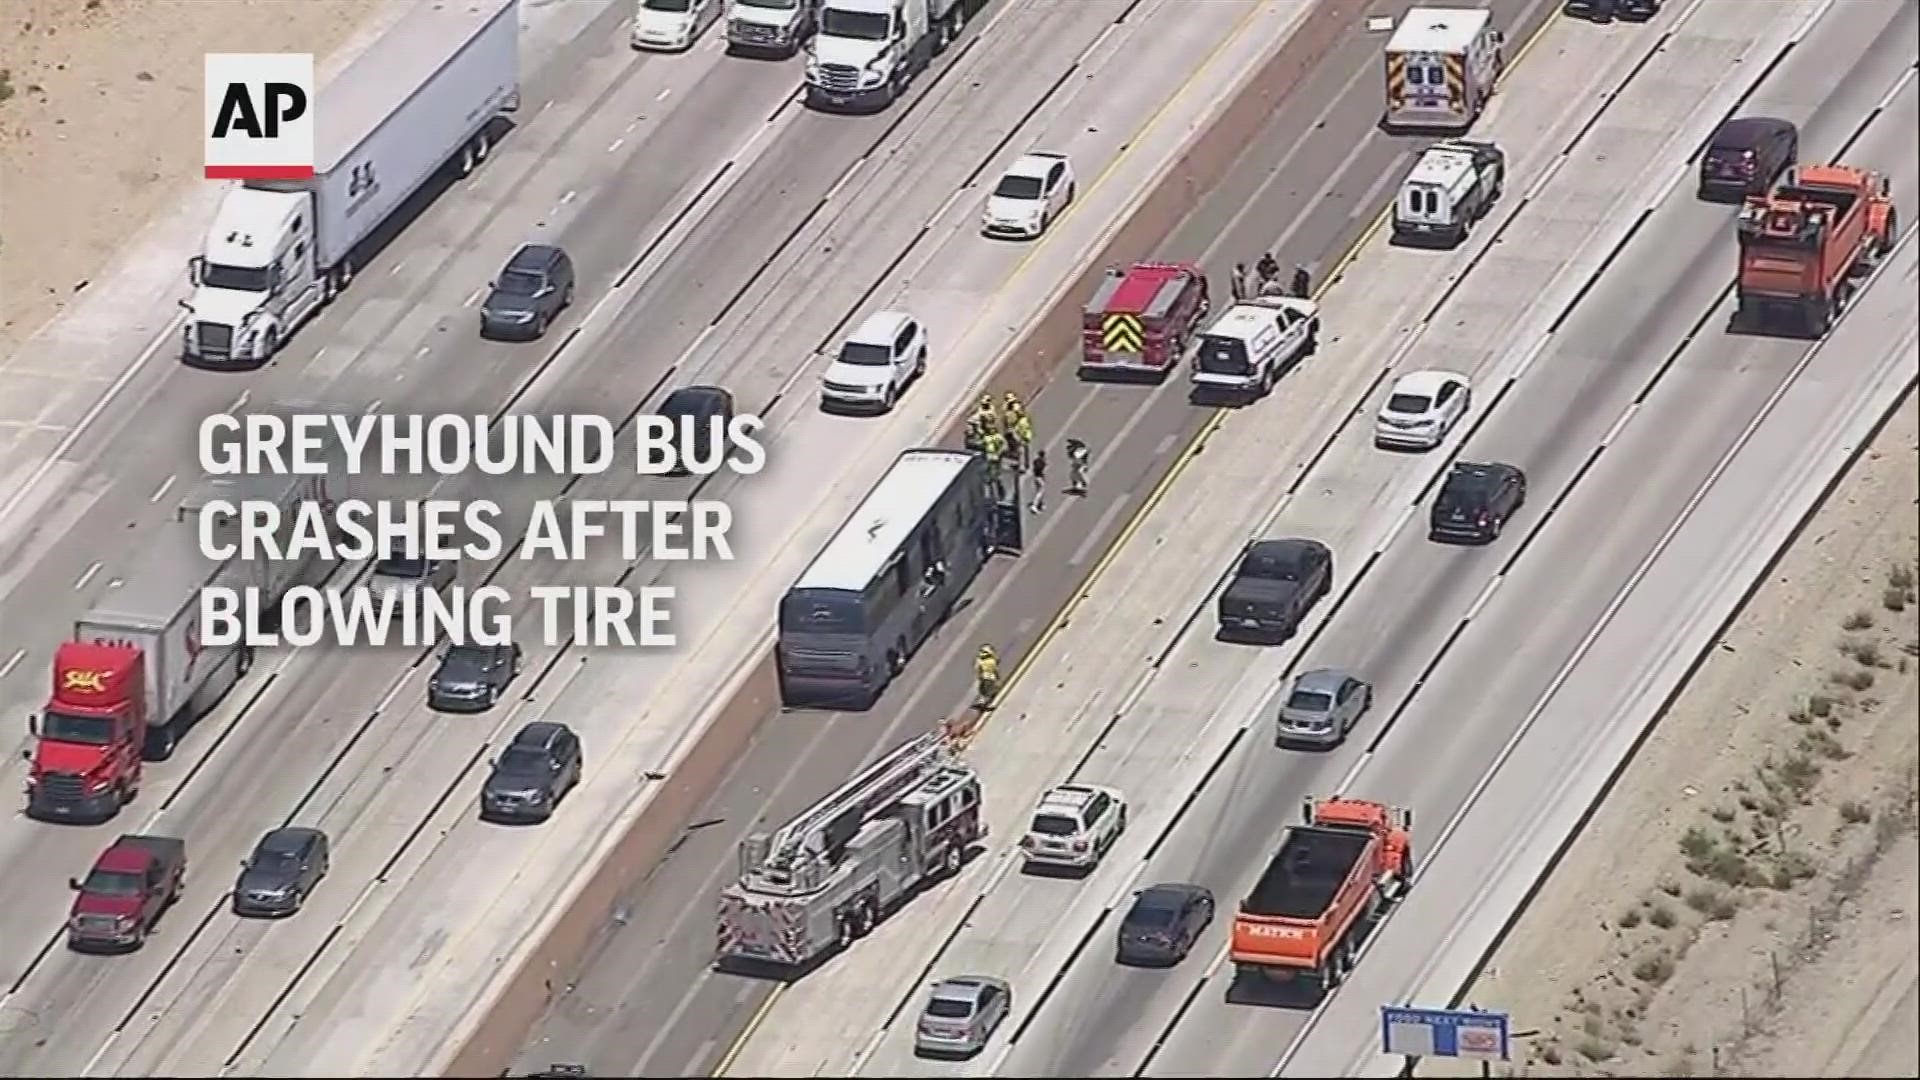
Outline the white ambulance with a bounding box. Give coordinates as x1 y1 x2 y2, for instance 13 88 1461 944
1383 7 1505 133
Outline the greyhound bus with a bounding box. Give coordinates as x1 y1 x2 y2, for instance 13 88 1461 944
777 449 994 710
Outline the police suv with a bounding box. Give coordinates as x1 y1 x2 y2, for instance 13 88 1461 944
1391 139 1506 248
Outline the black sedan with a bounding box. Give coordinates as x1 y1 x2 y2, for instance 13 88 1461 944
233 826 330 917
428 641 523 712
1116 883 1215 965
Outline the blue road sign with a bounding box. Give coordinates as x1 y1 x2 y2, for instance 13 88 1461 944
1380 1005 1511 1062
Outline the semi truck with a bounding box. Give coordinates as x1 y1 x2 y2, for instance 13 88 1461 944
804 0 965 112
716 731 983 968
24 473 339 821
1229 796 1413 997
1735 164 1898 338
67 834 186 952
181 0 520 367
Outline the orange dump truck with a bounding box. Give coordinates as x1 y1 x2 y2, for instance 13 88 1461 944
1230 796 1413 995
1735 164 1897 338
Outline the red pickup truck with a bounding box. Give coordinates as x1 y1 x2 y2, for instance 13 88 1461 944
67 834 186 952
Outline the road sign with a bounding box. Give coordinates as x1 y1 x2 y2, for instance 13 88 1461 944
1380 1005 1510 1062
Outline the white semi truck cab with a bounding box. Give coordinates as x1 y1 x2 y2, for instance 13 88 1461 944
183 187 325 366
725 0 815 57
804 0 961 112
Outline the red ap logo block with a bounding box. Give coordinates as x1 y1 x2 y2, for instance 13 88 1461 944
204 53 315 180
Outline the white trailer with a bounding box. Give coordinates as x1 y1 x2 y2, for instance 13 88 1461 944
182 0 520 367
74 530 252 760
804 0 963 112
174 469 347 600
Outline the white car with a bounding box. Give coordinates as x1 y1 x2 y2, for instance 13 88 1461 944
982 152 1076 239
819 311 928 414
1375 369 1471 451
632 0 719 52
1020 783 1127 872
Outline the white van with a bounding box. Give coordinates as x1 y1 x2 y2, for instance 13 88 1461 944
1392 140 1506 247
1383 7 1505 133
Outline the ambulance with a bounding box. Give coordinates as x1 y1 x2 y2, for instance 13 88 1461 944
1382 7 1505 133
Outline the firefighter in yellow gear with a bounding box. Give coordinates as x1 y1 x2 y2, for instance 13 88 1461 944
981 428 1006 466
975 394 1000 435
974 644 1001 707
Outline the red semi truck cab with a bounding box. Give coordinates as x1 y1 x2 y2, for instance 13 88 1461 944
25 641 147 823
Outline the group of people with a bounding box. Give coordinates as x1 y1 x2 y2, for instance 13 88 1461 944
1231 252 1312 303
964 392 1092 513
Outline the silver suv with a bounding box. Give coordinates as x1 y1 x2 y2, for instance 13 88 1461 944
1020 783 1128 872
914 975 1011 1058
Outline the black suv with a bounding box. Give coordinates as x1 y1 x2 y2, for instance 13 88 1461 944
481 243 575 340
233 826 330 918
1698 117 1798 203
1430 461 1528 544
480 721 583 824
428 641 524 712
654 384 736 475
1217 537 1334 641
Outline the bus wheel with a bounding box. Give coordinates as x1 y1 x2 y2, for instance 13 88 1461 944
887 649 904 677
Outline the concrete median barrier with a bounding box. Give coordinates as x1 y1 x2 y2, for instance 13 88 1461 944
444 1 1360 1073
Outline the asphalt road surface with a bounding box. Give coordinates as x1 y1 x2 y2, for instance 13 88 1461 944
504 0 1586 1075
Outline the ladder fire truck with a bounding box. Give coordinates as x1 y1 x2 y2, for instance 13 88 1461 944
715 730 984 970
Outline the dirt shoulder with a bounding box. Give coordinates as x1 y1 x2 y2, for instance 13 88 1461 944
1430 389 1920 1079
0 0 388 353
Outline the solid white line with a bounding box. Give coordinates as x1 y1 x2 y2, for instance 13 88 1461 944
1600 401 1639 448
75 561 102 590
0 648 25 680
1462 572 1503 623
1877 63 1917 109
149 474 176 504
822 158 868 204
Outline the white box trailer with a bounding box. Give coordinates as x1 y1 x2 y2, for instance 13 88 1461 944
183 0 521 366
174 469 348 599
74 529 252 758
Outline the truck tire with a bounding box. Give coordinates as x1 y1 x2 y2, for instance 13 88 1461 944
1878 209 1899 257
145 722 178 762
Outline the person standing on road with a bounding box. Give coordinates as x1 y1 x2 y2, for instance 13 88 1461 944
1291 263 1311 298
1065 437 1090 496
1255 252 1280 289
974 644 1001 708
1029 449 1048 513
1231 262 1252 302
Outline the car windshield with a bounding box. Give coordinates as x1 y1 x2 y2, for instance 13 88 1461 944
499 746 550 774
993 174 1044 200
1386 392 1433 414
821 8 889 39
200 262 272 292
496 268 544 296
1241 549 1302 581
1438 477 1494 511
926 998 974 1019
82 868 144 897
255 847 301 870
643 0 693 9
39 710 115 745
375 555 428 579
837 341 894 367
1286 689 1334 713
443 645 492 671
1127 901 1178 927
1031 813 1080 836
739 0 799 8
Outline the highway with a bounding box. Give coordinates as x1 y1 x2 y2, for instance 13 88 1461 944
716 0 1920 1076
510 0 1602 1075
0 0 1288 1074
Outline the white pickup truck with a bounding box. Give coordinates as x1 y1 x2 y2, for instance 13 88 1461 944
1189 295 1319 399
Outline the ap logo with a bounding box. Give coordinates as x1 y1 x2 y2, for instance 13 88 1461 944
205 53 315 180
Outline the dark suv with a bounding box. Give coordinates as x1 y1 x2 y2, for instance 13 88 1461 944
481 243 575 340
1563 0 1660 21
1429 461 1528 544
1698 117 1798 203
480 721 583 824
654 384 736 475
428 641 524 712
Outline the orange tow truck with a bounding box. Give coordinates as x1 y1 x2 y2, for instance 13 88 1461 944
1735 163 1897 338
1230 796 1413 997
1078 261 1210 382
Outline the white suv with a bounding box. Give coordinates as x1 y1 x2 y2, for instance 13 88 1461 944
1021 783 1128 872
820 311 928 414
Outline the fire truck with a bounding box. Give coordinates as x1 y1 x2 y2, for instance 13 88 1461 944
1735 163 1897 338
1078 261 1211 382
715 730 983 969
1230 796 1414 998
